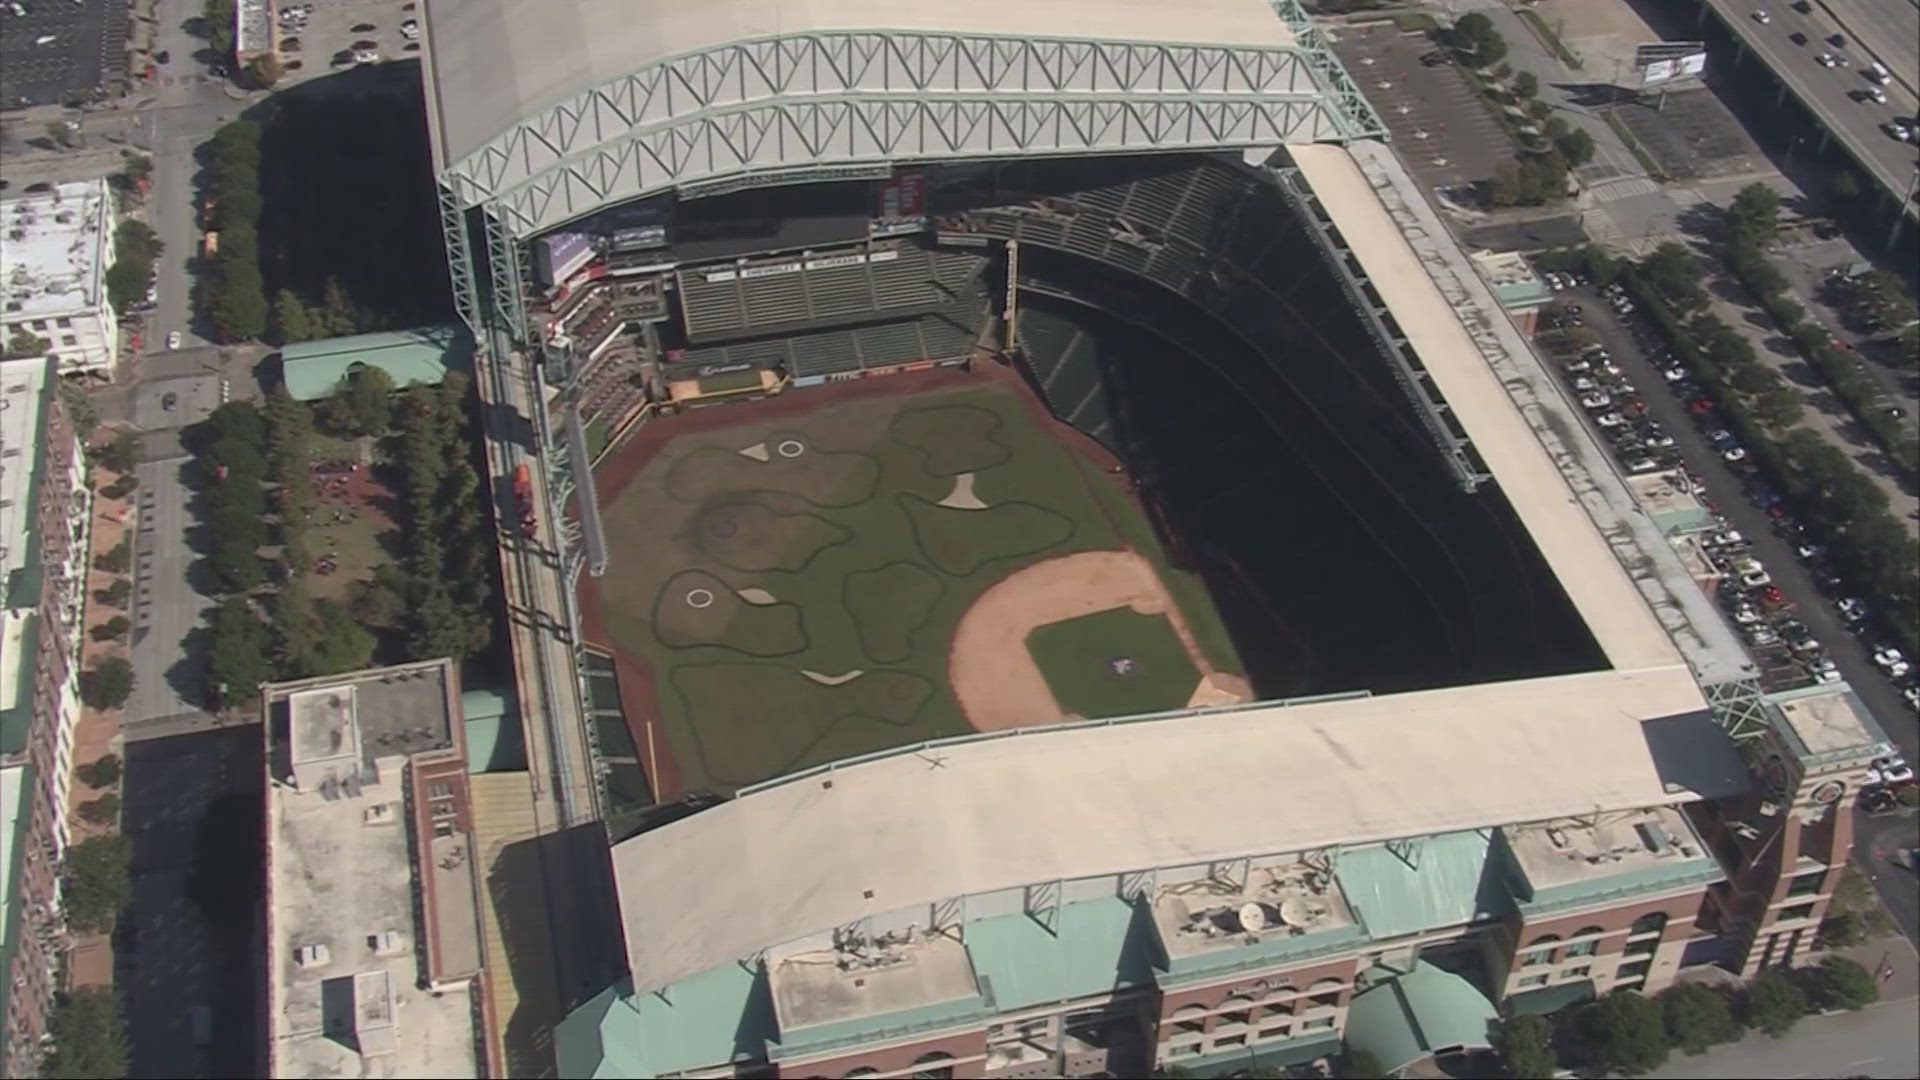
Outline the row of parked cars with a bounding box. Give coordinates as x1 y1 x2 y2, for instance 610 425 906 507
1541 276 1920 722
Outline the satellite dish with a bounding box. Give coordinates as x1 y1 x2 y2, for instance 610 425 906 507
1278 899 1310 927
1238 902 1269 932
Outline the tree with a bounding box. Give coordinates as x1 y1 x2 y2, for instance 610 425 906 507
200 400 267 455
272 289 315 345
92 615 132 643
1449 12 1508 67
1490 160 1524 207
244 51 283 89
60 381 98 441
1742 969 1808 1036
209 542 266 594
1513 70 1539 98
1492 1014 1558 1078
1581 992 1669 1076
4 329 51 359
104 259 149 315
1803 955 1879 1012
1752 387 1806 428
329 365 396 437
1726 182 1783 245
1658 983 1743 1054
95 538 132 574
81 657 134 709
40 987 129 1079
1816 909 1893 949
1642 243 1709 312
1727 361 1782 395
318 277 358 337
76 753 121 789
1555 127 1596 167
77 792 122 827
97 430 140 474
351 563 411 630
210 255 269 342
61 833 131 933
207 595 275 707
203 0 236 58
206 434 268 480
1829 169 1860 203
94 578 133 609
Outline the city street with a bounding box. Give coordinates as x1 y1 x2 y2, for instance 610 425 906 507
1649 995 1920 1078
1558 288 1917 763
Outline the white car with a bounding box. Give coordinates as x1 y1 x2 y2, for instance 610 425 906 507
1595 411 1627 429
1811 659 1842 684
1837 598 1869 622
1747 625 1781 646
1872 646 1908 674
1904 686 1919 712
1874 755 1914 785
1740 569 1772 589
1732 605 1762 625
353 47 380 64
1861 87 1887 105
1817 52 1838 68
1722 446 1749 463
1795 542 1827 561
1624 457 1659 474
1662 365 1688 382
1563 358 1593 373
1645 432 1676 449
166 330 181 350
1580 392 1612 409
1753 10 1770 23
400 18 420 39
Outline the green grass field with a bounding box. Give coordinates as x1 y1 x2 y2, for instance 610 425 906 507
594 383 1244 793
1025 608 1200 719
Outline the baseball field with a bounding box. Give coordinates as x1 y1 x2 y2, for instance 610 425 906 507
585 373 1248 795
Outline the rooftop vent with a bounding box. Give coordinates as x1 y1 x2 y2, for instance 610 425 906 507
294 943 331 969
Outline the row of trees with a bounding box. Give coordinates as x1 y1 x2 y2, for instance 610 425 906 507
1499 959 1879 1078
1446 17 1590 209
1717 185 1919 477
102 220 162 317
1598 238 1920 656
197 374 498 709
200 120 269 342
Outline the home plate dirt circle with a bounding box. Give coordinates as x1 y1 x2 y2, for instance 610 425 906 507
949 549 1251 732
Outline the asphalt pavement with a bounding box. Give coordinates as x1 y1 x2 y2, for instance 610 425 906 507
1556 286 1917 764
1699 0 1920 218
1648 994 1920 1078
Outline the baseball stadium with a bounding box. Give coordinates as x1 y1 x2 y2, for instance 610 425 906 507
418 2 1886 1078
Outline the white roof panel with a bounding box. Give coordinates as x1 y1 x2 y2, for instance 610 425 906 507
613 664 1711 993
421 0 1297 170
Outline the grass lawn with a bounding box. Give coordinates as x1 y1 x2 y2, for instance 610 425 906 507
595 383 1245 793
1026 608 1200 719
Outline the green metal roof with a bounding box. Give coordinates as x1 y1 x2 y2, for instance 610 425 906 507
555 964 777 1078
278 325 472 401
964 896 1159 1012
1507 978 1595 1016
0 615 39 757
461 687 525 773
1334 830 1516 940
1344 961 1499 1074
771 991 987 1061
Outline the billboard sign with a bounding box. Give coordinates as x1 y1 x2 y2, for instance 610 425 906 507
610 223 669 251
872 170 928 237
536 232 596 286
1635 42 1706 85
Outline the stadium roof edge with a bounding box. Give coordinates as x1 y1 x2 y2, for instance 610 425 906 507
610 664 1725 995
420 0 1386 237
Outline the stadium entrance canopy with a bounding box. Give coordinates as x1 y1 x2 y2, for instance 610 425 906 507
421 0 1387 241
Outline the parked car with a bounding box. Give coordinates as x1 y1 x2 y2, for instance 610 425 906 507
1732 605 1763 626
1905 686 1920 712
1739 568 1773 589
400 18 421 39
1722 446 1749 464
1595 411 1626 429
1810 658 1842 684
1662 365 1687 382
165 330 181 350
1837 597 1870 622
1746 625 1781 646
1752 9 1770 23
1580 392 1613 409
1624 457 1659 474
1794 542 1827 561
1873 753 1914 785
1872 646 1910 677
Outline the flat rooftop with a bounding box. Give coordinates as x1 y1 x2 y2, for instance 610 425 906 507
0 358 51 592
264 661 485 1079
1506 805 1710 893
612 664 1717 994
1770 685 1887 760
769 927 980 1032
1150 855 1357 963
1627 470 1711 535
0 180 110 322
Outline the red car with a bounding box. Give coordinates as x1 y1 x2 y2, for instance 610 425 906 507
1688 398 1716 416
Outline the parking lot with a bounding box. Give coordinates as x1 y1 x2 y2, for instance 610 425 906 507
1531 268 1920 757
269 0 421 84
0 0 129 107
1606 87 1772 183
1328 22 1513 194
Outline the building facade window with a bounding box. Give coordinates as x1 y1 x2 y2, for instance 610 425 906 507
1218 997 1255 1026
1258 1021 1291 1040
909 1052 955 1080
1563 965 1590 979
1786 871 1825 897
1214 1034 1247 1049
1517 974 1550 988
1628 912 1668 939
1301 1016 1336 1031
1778 902 1816 923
